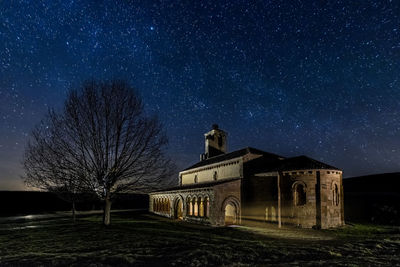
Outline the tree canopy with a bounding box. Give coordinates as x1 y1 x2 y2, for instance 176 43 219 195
23 80 175 225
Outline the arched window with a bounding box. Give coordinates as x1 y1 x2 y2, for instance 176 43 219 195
213 171 218 181
194 175 198 183
199 197 204 217
204 197 209 217
294 183 306 206
333 184 339 206
193 197 198 216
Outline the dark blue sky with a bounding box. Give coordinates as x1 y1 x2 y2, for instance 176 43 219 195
1 0 399 189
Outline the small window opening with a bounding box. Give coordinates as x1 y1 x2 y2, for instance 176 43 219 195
294 183 306 206
333 184 339 206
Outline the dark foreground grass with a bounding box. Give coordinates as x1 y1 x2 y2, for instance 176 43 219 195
0 211 399 266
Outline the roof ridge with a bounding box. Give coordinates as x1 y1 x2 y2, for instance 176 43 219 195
181 146 283 171
279 155 340 170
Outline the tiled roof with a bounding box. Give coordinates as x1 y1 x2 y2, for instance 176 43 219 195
251 155 341 172
277 155 340 171
182 147 284 171
151 177 241 193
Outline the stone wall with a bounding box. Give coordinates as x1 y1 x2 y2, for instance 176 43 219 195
320 171 344 228
244 169 344 229
280 169 344 229
149 169 343 229
149 179 241 226
281 171 317 228
180 159 242 185
210 179 241 226
241 175 278 223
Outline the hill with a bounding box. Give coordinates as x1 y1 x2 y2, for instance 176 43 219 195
344 172 400 225
344 172 400 193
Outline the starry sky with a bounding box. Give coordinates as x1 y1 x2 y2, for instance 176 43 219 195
1 0 399 190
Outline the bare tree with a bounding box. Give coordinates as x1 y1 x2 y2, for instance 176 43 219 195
23 118 87 222
23 80 174 225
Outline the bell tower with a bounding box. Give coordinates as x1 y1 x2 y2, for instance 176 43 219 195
200 124 227 160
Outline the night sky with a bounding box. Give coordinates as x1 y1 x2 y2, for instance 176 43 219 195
1 1 399 190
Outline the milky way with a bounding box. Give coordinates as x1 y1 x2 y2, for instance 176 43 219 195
1 0 399 189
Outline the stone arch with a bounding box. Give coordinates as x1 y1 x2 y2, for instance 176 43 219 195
204 196 210 218
186 196 192 216
193 196 198 216
198 196 204 217
221 196 240 225
292 181 307 206
173 195 184 219
292 180 307 191
199 193 210 218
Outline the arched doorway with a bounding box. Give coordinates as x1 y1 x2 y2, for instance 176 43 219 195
225 203 237 225
221 196 240 226
174 198 183 220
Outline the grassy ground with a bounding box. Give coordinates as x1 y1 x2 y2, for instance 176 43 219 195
0 211 399 266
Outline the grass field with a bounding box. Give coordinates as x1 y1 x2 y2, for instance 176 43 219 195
0 211 399 266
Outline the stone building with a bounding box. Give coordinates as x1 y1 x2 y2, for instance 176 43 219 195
149 125 344 229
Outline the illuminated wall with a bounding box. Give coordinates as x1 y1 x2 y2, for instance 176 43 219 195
241 169 344 229
180 159 242 185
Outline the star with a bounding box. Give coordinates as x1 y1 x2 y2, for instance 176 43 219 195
0 0 399 189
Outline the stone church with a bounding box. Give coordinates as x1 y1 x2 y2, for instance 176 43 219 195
149 125 344 229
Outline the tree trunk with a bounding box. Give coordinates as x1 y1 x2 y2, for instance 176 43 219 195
103 197 112 226
72 200 76 223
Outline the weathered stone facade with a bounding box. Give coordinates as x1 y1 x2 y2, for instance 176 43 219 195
149 125 344 229
150 178 241 226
